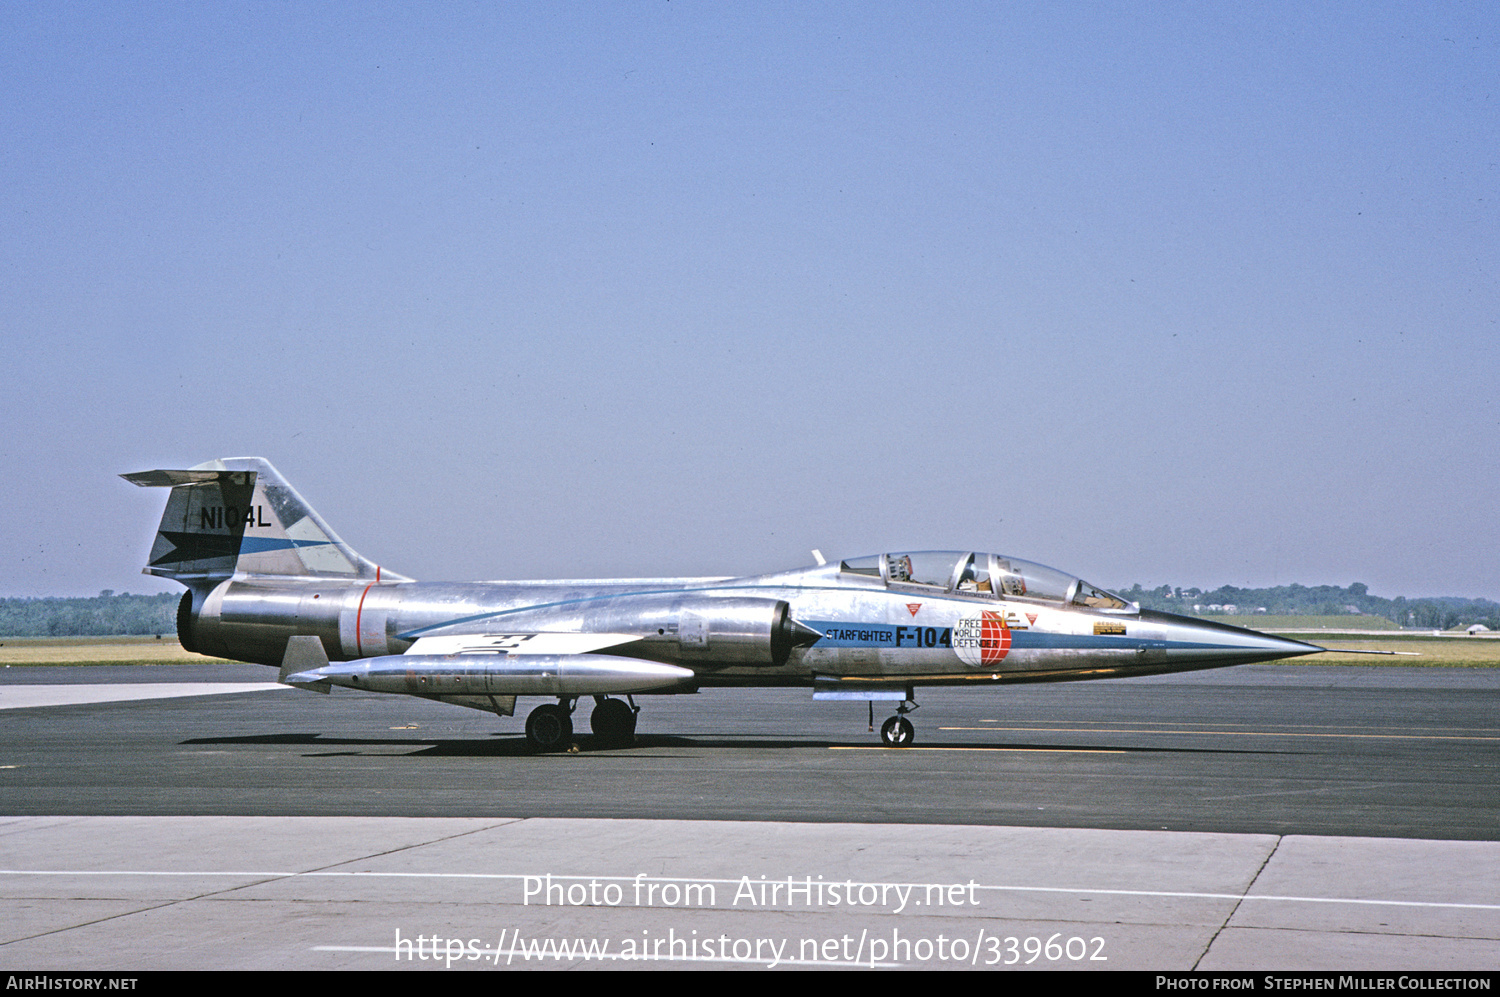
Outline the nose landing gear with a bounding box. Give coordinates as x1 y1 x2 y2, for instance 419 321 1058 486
879 695 918 747
880 714 915 746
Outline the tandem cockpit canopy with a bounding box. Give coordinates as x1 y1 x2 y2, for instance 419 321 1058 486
838 551 1135 612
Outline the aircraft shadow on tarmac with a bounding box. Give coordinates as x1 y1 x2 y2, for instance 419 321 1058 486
179 732 1294 758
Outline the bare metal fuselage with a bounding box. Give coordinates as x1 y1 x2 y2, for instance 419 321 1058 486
186 569 1316 689
127 457 1321 746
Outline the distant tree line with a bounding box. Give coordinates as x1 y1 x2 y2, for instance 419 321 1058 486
1113 582 1500 630
0 592 178 637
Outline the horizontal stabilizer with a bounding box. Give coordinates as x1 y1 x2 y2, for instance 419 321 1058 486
122 469 248 488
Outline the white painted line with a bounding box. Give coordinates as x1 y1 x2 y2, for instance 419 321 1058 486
0 868 1493 911
0 683 288 710
310 944 894 967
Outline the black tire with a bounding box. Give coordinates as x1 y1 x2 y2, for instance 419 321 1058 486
880 716 914 747
590 698 637 746
525 703 574 752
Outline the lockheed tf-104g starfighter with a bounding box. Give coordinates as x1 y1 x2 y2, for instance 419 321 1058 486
126 458 1325 749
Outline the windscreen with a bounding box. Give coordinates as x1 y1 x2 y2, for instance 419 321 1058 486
840 550 1132 610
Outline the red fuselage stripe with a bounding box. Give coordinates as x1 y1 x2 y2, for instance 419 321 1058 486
354 584 374 656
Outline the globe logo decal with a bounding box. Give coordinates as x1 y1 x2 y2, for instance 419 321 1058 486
953 610 1011 666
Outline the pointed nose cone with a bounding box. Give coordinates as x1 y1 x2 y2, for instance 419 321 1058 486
1137 610 1324 667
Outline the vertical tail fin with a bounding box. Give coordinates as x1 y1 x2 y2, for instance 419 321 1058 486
123 457 408 583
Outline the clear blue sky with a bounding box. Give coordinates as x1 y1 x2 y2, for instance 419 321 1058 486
2 3 1495 600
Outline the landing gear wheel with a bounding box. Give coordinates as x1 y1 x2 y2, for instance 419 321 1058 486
880 716 915 747
525 703 574 752
590 697 637 746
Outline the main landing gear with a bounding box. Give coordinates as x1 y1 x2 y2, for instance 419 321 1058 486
877 696 918 747
524 696 639 751
589 695 638 747
524 701 574 752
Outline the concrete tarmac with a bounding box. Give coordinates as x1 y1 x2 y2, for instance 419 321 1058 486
0 663 1493 839
0 663 1495 971
0 816 1495 971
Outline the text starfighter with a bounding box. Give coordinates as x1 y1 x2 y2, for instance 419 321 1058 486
126 458 1323 748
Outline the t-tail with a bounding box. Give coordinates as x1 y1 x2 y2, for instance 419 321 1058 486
123 458 410 660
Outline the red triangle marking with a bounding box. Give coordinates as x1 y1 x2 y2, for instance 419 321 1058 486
905 603 921 617
1025 613 1038 626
